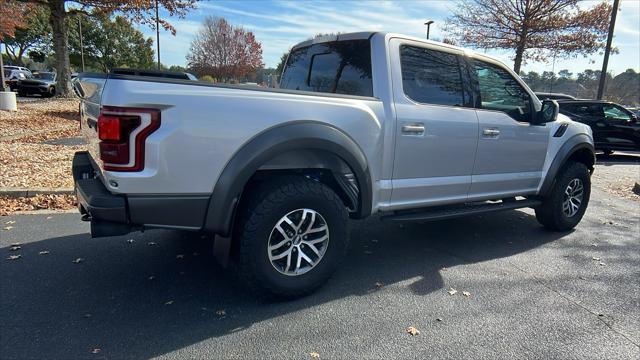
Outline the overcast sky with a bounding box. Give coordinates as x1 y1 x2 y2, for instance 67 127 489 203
140 0 640 75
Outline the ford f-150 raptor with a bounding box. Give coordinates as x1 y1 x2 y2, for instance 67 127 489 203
72 32 595 298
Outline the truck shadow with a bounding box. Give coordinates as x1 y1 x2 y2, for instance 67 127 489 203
1 210 567 358
596 151 640 165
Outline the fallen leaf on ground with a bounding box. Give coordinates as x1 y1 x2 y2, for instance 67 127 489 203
7 255 21 260
46 216 52 220
39 251 50 255
599 262 606 266
592 256 601 261
447 288 458 295
4 226 13 230
591 243 598 247
310 352 320 359
164 300 174 305
374 281 384 288
176 254 185 259
126 239 134 244
436 318 443 322
5 220 15 224
91 348 101 354
72 258 84 264
406 326 420 336
147 242 157 246
462 291 471 297
216 309 226 316
9 246 21 251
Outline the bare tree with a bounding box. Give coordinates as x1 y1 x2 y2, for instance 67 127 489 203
446 0 612 74
187 17 263 82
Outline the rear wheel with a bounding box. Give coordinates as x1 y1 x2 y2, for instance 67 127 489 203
235 177 349 299
535 162 591 231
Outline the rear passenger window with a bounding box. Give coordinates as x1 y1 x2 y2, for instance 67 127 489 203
400 46 465 107
280 40 373 97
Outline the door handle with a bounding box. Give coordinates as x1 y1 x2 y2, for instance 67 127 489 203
482 128 500 137
401 124 425 135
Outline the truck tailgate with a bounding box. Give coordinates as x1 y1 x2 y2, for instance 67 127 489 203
74 74 107 171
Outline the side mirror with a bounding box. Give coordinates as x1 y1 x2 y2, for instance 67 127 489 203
536 99 559 124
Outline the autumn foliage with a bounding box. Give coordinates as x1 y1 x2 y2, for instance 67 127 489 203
446 0 613 73
187 17 263 82
0 0 34 41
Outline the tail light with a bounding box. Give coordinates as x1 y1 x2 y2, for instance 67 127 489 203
98 106 160 172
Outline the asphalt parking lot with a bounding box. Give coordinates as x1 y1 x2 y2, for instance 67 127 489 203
1 158 639 359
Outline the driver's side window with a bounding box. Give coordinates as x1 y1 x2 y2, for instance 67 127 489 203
473 59 532 122
602 104 631 123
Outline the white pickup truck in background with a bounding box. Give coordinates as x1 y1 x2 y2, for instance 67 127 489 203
73 32 595 298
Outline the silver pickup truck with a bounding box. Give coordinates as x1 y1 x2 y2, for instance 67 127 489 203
73 32 595 298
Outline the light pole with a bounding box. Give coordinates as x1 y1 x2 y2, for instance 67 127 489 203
0 41 7 92
424 20 434 40
78 16 85 72
155 0 161 69
597 0 619 100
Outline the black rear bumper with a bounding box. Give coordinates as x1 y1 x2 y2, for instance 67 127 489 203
73 152 132 237
73 151 210 238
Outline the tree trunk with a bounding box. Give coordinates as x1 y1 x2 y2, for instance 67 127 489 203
513 41 527 75
48 0 73 97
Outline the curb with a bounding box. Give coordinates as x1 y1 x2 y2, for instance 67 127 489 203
0 187 74 198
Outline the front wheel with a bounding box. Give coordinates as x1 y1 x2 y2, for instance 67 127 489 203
535 162 591 231
235 177 349 299
43 87 55 98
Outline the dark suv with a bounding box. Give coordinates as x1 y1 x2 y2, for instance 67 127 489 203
558 100 640 154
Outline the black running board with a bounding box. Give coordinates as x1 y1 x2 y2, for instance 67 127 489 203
381 199 542 222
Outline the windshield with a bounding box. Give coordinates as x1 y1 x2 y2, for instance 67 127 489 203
34 73 55 81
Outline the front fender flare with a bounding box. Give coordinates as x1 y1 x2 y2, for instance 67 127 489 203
203 122 373 236
539 134 595 197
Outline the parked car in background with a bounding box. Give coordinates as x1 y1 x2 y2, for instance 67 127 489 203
558 100 640 155
535 92 577 100
73 32 595 298
17 71 57 97
3 66 32 91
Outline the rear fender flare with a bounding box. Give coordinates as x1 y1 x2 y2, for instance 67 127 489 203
203 122 373 236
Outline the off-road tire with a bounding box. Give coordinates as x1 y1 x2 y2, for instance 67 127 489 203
535 162 591 231
235 176 349 299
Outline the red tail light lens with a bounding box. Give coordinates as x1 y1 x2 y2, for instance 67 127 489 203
98 106 160 172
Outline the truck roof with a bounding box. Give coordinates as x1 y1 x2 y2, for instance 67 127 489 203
290 31 498 63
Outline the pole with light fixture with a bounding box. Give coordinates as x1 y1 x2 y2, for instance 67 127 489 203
424 20 434 39
155 0 161 69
